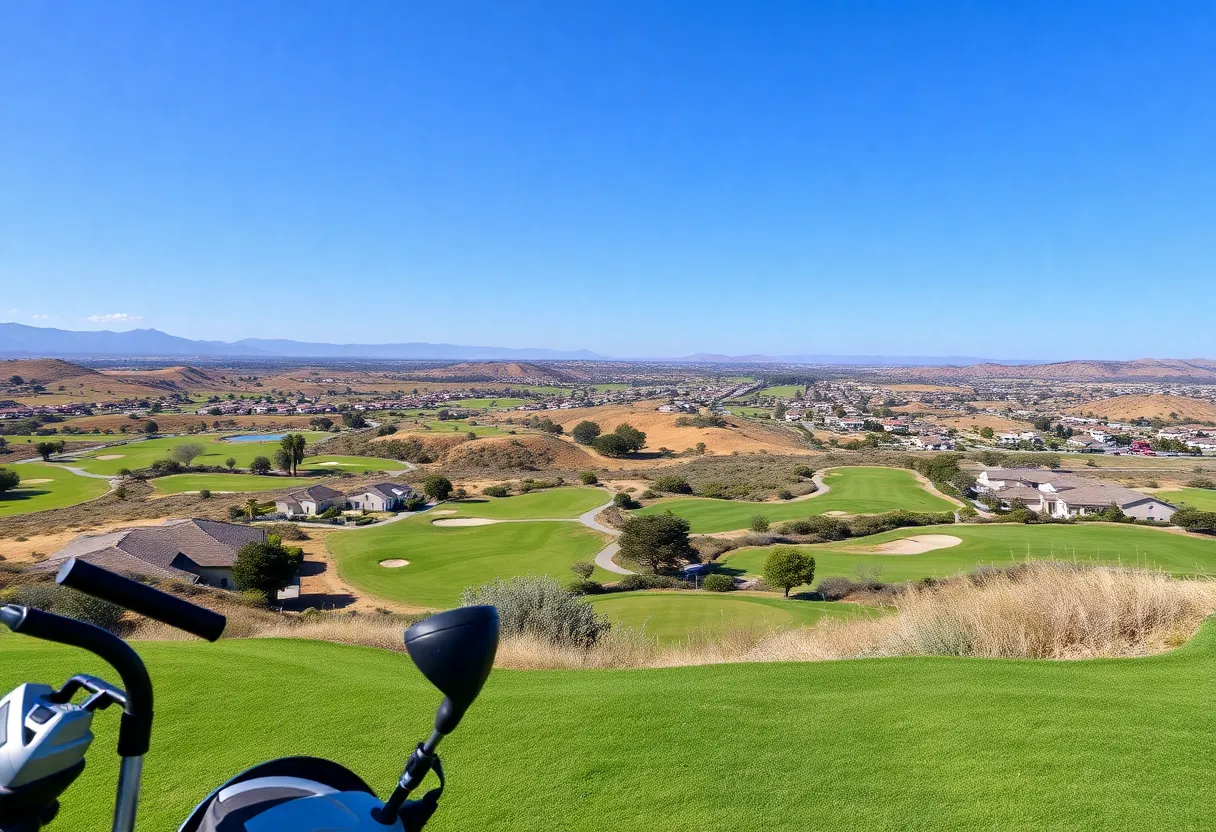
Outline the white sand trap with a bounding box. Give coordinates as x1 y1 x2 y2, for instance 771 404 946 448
432 510 456 515
21 478 52 485
870 534 963 555
94 454 124 460
314 461 342 466
825 510 849 516
432 518 500 527
380 559 411 568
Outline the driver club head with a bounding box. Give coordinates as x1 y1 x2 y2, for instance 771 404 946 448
404 606 499 733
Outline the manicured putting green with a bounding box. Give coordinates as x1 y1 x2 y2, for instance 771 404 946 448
0 462 110 516
151 474 298 494
635 466 956 533
327 514 611 607
721 522 1216 590
590 591 862 641
67 432 329 475
1155 488 1216 512
7 626 1216 831
448 488 609 520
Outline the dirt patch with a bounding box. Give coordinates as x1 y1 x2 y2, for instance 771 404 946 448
93 454 125 460
866 534 964 555
18 478 53 485
438 434 597 471
379 559 410 568
432 518 499 527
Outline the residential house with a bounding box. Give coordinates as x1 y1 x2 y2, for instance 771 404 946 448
348 483 417 512
1185 436 1216 456
975 468 1175 522
275 484 346 517
1066 435 1108 453
912 434 954 450
998 431 1042 446
35 519 265 589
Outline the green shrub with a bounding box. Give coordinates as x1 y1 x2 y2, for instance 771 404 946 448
578 470 598 485
702 574 735 592
199 489 212 499
264 523 309 541
816 576 856 601
763 547 816 597
612 491 638 509
653 475 693 494
482 484 510 498
614 573 685 591
750 514 770 532
461 575 609 647
570 560 595 580
567 579 605 595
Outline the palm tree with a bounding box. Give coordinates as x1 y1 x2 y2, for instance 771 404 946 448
244 498 260 521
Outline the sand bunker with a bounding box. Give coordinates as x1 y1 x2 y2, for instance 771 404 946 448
20 478 52 485
314 461 342 466
825 511 849 516
432 510 456 515
869 534 963 555
379 559 411 568
94 454 124 460
432 518 499 527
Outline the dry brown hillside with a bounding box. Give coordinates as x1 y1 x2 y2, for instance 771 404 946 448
437 434 598 471
550 402 812 458
1066 395 1216 422
100 365 223 390
408 362 588 383
905 358 1216 382
0 358 168 398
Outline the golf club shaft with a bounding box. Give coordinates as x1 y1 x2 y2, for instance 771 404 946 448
111 756 142 832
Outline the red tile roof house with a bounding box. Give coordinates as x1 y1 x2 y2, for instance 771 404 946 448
34 519 265 590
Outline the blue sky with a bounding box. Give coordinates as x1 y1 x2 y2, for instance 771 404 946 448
2 1 1213 360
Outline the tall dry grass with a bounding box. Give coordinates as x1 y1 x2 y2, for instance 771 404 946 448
495 562 1216 669
128 562 1216 670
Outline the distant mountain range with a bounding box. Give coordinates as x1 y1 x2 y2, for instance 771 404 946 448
672 353 1037 366
1 324 1211 380
0 323 606 361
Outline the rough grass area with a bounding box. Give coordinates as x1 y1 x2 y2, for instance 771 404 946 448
6 615 1216 831
447 487 608 519
588 591 860 641
721 522 1216 588
0 462 110 516
150 473 299 494
636 466 955 533
326 515 612 607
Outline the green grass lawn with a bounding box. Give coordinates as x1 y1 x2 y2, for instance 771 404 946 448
412 420 505 436
66 432 329 475
725 406 773 419
7 627 1216 831
327 515 611 607
298 455 407 473
448 488 609 520
446 398 528 409
635 467 956 533
1155 487 1216 511
150 473 299 494
0 462 110 516
590 591 863 641
0 434 123 444
755 384 803 397
721 522 1216 590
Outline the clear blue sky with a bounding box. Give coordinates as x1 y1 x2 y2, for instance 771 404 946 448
2 1 1213 359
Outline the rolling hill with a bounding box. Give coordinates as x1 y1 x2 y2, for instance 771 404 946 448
1065 394 1216 422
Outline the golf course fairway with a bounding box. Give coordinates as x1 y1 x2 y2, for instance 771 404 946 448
326 513 612 607
721 522 1216 588
634 466 956 533
5 628 1216 830
589 591 863 641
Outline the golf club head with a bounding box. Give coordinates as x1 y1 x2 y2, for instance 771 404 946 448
404 606 499 734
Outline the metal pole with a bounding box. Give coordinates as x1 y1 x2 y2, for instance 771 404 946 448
112 756 143 832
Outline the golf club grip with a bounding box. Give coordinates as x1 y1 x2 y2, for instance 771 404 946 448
3 605 155 756
56 558 226 642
